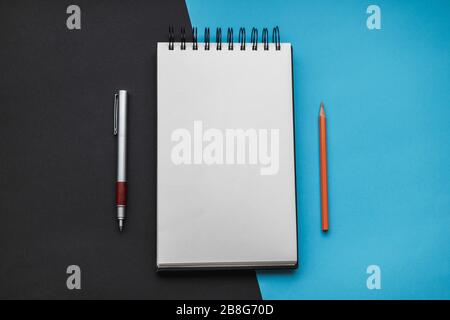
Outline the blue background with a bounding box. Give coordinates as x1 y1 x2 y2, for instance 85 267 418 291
185 0 450 299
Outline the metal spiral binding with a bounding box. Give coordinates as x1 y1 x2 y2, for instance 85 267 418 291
180 27 186 50
216 28 222 50
272 26 280 50
227 28 233 50
168 26 174 50
192 27 198 50
262 28 269 50
169 27 282 51
204 27 210 50
251 28 258 50
238 27 246 50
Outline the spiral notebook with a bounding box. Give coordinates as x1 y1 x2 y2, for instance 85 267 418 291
157 27 298 270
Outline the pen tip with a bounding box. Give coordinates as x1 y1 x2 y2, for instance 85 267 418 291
118 220 124 232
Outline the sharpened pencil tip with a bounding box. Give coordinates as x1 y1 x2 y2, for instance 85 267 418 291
319 102 325 116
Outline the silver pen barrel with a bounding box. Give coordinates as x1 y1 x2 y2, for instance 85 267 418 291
114 90 128 231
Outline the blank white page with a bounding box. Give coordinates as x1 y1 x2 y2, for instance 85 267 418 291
157 42 297 269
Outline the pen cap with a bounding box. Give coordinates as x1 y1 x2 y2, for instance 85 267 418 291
116 90 127 182
116 90 127 136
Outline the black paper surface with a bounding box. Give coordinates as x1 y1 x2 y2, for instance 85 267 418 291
0 0 261 299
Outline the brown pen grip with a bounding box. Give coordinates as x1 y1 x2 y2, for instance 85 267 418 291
116 182 127 206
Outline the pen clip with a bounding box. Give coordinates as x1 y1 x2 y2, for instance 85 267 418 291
113 93 118 135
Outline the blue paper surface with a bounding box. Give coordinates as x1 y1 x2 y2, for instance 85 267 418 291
186 0 450 299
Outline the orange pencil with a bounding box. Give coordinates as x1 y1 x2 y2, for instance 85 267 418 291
319 102 329 232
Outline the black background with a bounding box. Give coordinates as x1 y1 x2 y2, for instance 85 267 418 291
0 0 261 299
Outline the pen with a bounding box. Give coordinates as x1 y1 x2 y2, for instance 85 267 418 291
319 102 329 232
114 90 128 232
